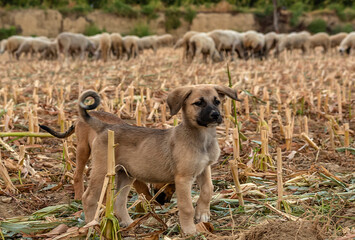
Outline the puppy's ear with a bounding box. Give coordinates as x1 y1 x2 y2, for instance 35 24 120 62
167 87 193 116
214 85 242 101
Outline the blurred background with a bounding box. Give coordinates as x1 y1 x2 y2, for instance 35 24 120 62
0 0 354 39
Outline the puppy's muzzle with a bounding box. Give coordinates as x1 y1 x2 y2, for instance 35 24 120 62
210 110 222 124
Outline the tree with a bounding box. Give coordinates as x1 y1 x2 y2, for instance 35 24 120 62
273 0 279 32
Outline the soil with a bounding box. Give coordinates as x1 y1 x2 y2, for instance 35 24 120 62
241 220 324 240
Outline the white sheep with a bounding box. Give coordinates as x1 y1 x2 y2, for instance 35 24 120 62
122 36 139 60
276 31 311 56
330 32 348 48
174 31 198 61
94 33 111 62
264 32 285 58
110 33 123 59
156 34 174 47
207 29 244 61
137 35 158 54
6 36 33 60
0 39 8 54
15 38 55 60
309 32 330 53
57 32 96 60
242 30 265 59
189 33 221 63
339 32 355 55
88 34 102 50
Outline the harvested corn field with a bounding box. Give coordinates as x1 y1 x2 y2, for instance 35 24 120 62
0 49 354 239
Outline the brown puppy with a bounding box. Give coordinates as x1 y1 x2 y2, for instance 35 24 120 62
39 111 175 204
78 85 240 234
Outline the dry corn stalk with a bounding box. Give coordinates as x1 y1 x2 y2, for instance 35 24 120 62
254 128 274 171
344 123 349 155
276 148 283 210
229 128 244 207
326 122 335 150
0 150 18 193
300 132 319 151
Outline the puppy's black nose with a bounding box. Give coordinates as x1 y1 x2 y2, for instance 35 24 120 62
210 111 220 120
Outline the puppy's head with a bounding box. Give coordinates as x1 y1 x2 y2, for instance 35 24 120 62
167 85 241 128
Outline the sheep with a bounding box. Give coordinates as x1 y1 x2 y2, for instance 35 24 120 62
94 33 111 62
0 39 7 54
156 34 174 47
40 40 58 60
309 32 330 53
6 36 33 60
263 32 285 58
174 31 198 61
137 35 158 54
110 33 123 59
88 34 102 50
207 29 244 61
122 36 139 60
15 38 56 60
330 32 348 48
57 32 96 60
275 31 311 56
339 32 355 55
188 33 221 63
242 30 265 59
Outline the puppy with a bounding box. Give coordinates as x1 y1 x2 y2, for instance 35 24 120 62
78 85 240 234
39 111 175 204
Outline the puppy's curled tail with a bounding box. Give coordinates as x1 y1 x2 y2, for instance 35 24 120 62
39 124 75 138
79 90 107 133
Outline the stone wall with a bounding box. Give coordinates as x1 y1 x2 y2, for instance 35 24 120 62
0 8 352 38
0 9 259 37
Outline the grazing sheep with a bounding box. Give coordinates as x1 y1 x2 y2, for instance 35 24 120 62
88 34 102 50
174 31 198 61
330 32 347 48
339 32 355 55
309 32 330 53
94 33 111 62
15 38 55 60
122 36 139 60
276 31 311 56
137 35 158 54
263 32 285 58
242 30 265 59
207 29 244 61
0 39 7 54
6 36 33 59
189 33 221 63
41 40 58 60
110 33 123 59
57 32 96 60
156 34 174 47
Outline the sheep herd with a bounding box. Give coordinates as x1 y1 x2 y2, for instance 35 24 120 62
0 30 354 62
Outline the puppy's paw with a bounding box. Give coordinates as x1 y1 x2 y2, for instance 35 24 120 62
195 209 210 223
119 218 133 228
181 224 197 235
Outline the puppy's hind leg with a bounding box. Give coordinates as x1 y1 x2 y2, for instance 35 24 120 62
114 169 134 227
73 141 90 200
82 157 107 223
195 166 213 223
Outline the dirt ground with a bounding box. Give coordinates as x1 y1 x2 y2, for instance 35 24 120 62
0 48 354 239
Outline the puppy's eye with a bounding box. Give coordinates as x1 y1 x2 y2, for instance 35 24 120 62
214 98 221 105
193 100 204 106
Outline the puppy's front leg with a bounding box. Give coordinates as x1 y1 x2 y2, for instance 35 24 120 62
195 166 213 223
175 174 196 235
